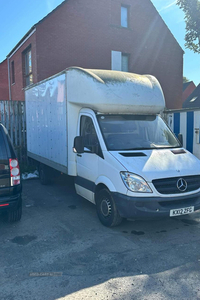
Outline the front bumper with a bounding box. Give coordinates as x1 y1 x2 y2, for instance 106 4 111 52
112 191 200 219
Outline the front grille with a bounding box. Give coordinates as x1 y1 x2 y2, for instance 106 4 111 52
152 175 200 194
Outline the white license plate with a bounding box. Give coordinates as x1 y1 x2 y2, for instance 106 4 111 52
170 206 194 217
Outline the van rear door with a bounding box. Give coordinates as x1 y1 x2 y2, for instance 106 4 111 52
0 128 10 195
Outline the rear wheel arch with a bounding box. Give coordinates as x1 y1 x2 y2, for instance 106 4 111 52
39 163 52 185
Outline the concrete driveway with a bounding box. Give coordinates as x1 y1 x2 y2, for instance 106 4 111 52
1 175 200 300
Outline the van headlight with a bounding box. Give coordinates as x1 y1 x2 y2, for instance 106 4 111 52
120 172 152 193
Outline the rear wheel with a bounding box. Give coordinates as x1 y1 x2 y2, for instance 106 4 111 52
7 198 22 222
96 188 122 227
39 164 51 185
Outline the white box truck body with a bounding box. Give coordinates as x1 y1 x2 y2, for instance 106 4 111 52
25 68 200 226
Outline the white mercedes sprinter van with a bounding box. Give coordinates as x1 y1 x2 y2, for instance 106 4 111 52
25 68 200 226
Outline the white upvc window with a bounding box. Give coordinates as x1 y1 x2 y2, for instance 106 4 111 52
111 51 129 72
111 51 122 71
121 5 128 28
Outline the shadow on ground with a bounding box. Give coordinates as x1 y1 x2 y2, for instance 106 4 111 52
1 175 200 300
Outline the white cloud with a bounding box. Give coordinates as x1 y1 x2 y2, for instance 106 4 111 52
158 1 177 13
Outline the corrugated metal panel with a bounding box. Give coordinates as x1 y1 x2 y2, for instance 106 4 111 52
186 111 194 153
173 113 180 138
0 100 26 162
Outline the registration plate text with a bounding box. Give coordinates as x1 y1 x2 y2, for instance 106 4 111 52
170 206 194 217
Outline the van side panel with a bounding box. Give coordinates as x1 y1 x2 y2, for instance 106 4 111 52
25 73 68 173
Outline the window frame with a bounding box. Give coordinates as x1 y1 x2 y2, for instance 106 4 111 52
121 5 129 28
80 116 99 153
22 45 33 87
121 53 130 72
11 61 15 85
111 51 130 72
80 115 104 158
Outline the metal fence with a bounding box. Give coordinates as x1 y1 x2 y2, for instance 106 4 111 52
0 100 26 162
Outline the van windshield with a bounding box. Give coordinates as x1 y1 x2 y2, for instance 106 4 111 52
97 115 180 151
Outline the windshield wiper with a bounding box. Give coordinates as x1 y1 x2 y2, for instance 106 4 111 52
150 145 180 149
120 145 180 151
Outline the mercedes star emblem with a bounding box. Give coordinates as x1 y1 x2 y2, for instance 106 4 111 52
177 178 187 192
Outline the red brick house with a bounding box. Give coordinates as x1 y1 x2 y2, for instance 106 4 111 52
183 84 200 108
182 81 196 104
0 59 9 100
2 0 183 108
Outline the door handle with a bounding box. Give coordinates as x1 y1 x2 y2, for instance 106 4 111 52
77 154 82 157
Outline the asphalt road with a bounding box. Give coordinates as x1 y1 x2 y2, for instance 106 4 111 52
1 175 200 300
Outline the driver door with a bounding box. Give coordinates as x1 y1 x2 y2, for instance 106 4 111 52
75 115 102 203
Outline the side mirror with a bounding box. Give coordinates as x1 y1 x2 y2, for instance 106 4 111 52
73 136 84 154
178 133 183 146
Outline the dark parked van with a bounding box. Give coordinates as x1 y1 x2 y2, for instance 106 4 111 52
0 123 22 222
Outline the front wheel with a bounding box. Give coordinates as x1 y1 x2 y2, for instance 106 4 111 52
96 188 122 227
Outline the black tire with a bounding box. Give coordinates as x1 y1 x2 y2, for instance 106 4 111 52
39 164 51 185
96 188 122 227
7 199 22 222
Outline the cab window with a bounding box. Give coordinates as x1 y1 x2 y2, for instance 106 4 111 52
80 116 99 152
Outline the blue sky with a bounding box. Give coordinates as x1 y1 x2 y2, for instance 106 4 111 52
151 0 200 85
0 0 199 85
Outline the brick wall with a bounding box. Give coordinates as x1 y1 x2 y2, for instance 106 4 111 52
0 59 9 100
8 31 37 101
35 0 183 108
7 0 183 108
